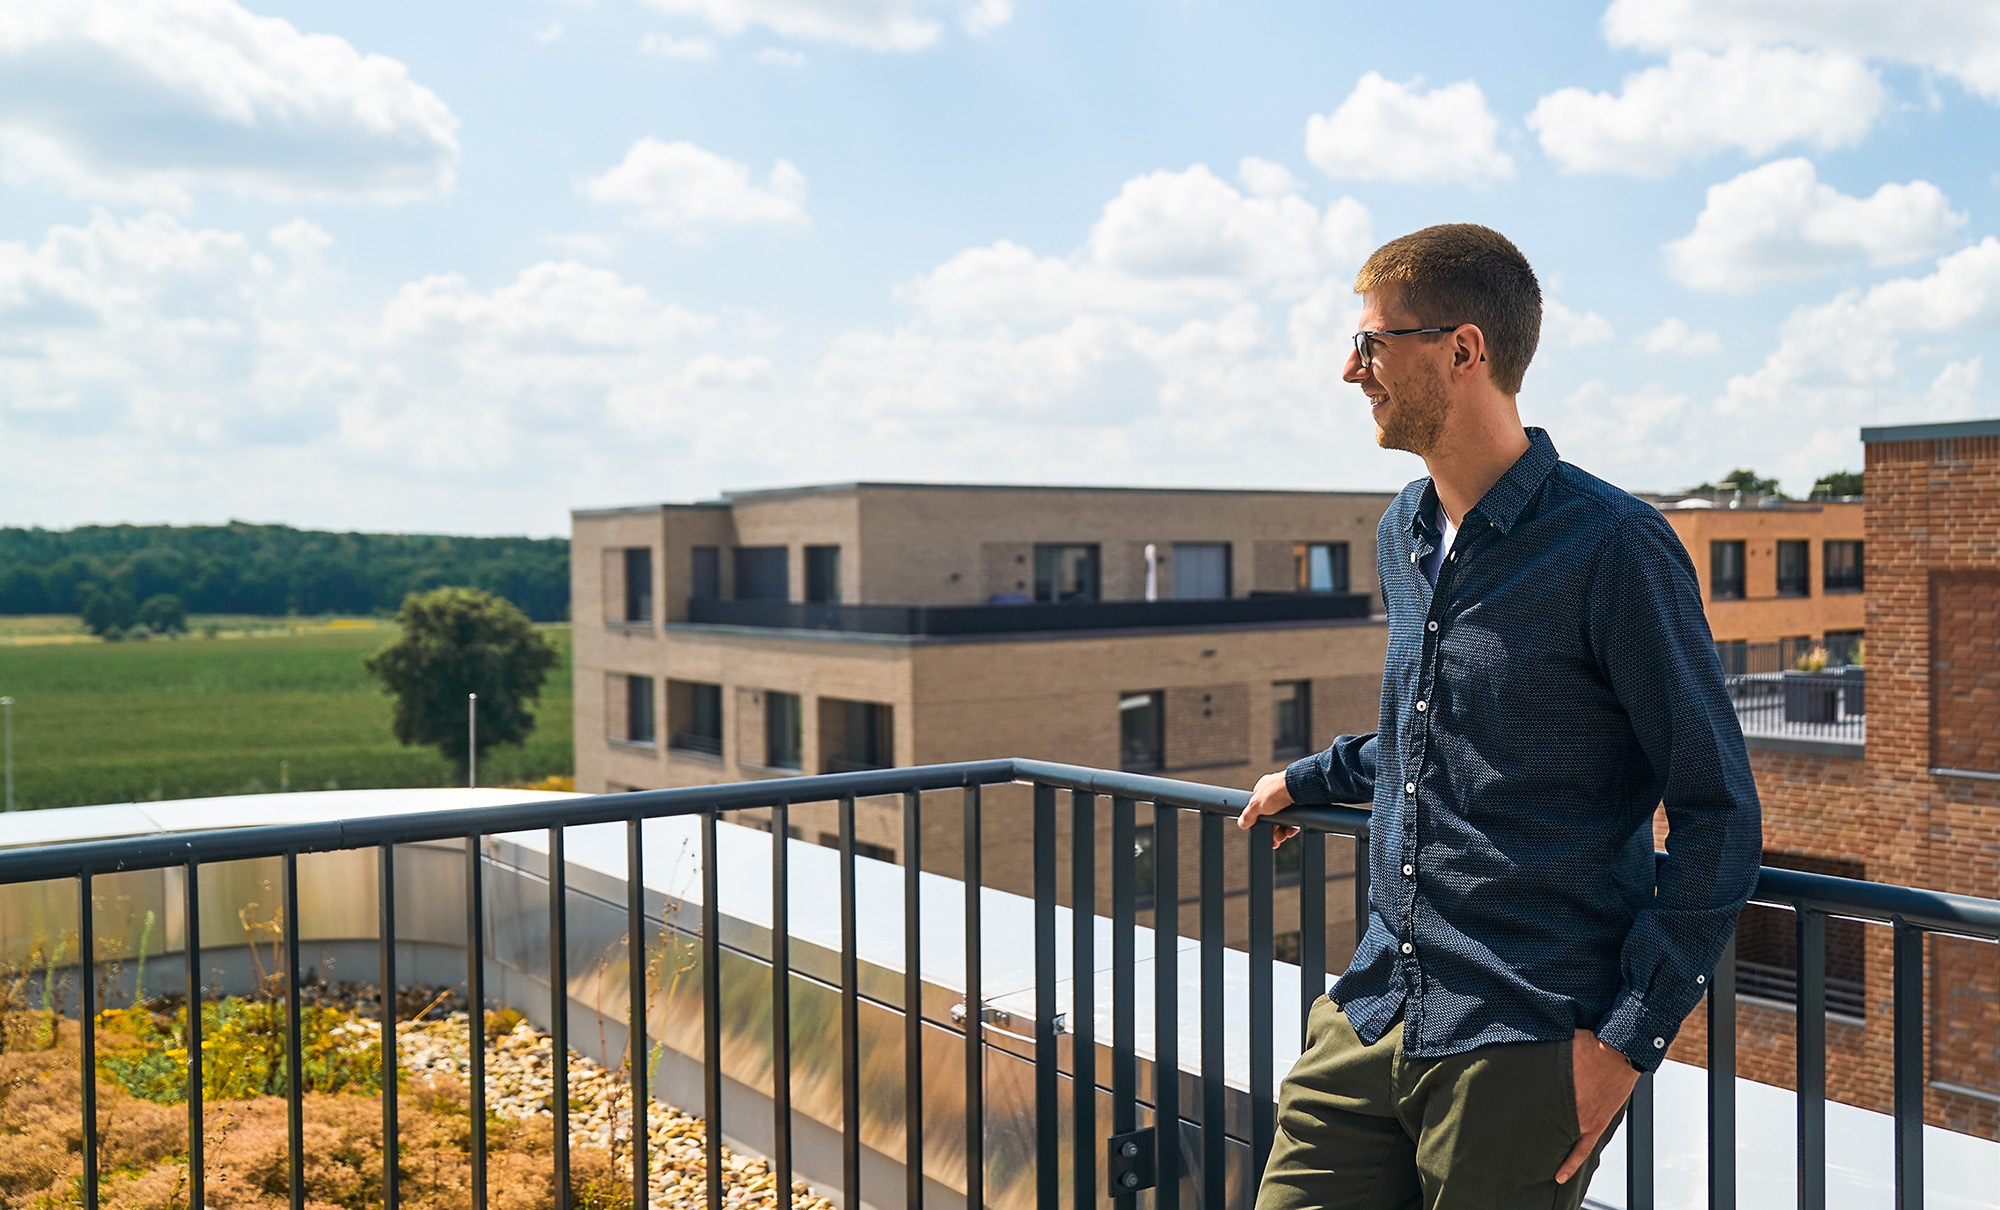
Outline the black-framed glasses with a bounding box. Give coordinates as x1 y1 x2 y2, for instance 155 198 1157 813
1352 324 1471 370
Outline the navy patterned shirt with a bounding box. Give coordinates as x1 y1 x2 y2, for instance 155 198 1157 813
1285 428 1761 1072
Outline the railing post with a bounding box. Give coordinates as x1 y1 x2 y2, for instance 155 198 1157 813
702 811 724 1210
1247 822 1275 1177
1625 1072 1653 1210
380 844 400 1210
904 790 926 1210
1153 804 1180 1210
1198 813 1225 1210
79 870 99 1210
1796 909 1826 1210
184 857 205 1210
1892 920 1925 1210
772 802 794 1210
1707 928 1737 1210
467 833 488 1210
549 829 570 1210
1034 784 1059 1210
1110 795 1137 1205
627 817 650 1210
1299 831 1325 1049
962 786 984 1210
1072 789 1097 1210
839 796 861 1210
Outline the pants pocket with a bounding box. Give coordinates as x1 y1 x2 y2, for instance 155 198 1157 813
1554 1034 1580 1141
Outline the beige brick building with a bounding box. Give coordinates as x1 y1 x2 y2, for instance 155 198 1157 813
572 483 1395 952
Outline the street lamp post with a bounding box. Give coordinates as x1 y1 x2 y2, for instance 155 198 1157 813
468 692 477 790
1 696 12 812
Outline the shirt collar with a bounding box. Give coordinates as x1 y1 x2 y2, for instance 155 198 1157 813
1406 427 1560 540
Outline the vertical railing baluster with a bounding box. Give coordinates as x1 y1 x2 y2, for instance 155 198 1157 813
628 817 650 1210
905 790 927 1210
1248 822 1275 1176
1154 805 1179 1210
185 857 205 1210
1299 830 1324 1050
1111 796 1136 1207
1072 790 1097 1210
1892 920 1924 1210
1707 928 1737 1210
1033 784 1058 1210
1796 910 1825 1210
772 802 794 1210
1198 814 1224 1210
79 870 99 1210
380 844 400 1210
1626 1072 1653 1210
549 828 570 1210
702 811 724 1210
285 849 305 1210
963 786 984 1210
839 796 861 1210
467 834 488 1210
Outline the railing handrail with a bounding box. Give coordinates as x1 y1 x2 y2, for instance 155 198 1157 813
8 756 1996 942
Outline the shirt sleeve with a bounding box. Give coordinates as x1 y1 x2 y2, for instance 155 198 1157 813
1586 511 1764 1072
1285 733 1379 806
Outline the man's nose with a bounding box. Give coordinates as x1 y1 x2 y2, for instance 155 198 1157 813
1343 348 1368 384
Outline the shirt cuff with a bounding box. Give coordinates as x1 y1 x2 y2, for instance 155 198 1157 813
1593 990 1681 1074
1285 753 1330 806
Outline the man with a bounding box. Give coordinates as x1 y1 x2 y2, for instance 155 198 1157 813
1237 224 1761 1210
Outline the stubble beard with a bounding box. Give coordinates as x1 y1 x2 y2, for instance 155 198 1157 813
1373 360 1452 457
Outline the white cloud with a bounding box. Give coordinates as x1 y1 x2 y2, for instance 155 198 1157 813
639 0 1009 51
536 21 566 44
1305 73 1513 185
906 164 1371 325
1528 48 1885 177
1555 380 1691 463
756 47 807 67
683 352 776 390
1637 317 1723 356
582 138 807 232
1603 0 2000 103
1925 357 1984 415
641 32 717 59
1237 156 1303 199
1543 299 1614 349
1717 237 2000 422
541 232 618 260
1664 158 1967 292
0 0 459 207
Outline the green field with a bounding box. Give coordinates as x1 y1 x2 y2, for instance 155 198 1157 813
0 625 572 811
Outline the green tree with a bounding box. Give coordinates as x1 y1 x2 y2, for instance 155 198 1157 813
1809 469 1863 499
80 587 138 637
138 593 187 634
1692 468 1785 497
364 587 560 778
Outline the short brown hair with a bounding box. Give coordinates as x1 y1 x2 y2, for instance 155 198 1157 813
1354 224 1541 395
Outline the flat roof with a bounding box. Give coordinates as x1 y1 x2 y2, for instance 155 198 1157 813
1860 417 2000 442
575 481 1400 515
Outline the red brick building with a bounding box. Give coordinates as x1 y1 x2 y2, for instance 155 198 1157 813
1662 418 2000 1138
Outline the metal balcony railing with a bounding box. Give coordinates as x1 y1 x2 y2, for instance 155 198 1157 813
1725 669 1866 746
3 759 1996 1210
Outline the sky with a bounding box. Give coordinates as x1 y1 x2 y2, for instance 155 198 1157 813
3 0 1999 538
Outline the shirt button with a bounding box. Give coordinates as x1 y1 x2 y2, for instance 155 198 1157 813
1404 781 1417 794
1653 1037 1666 1049
1409 550 1420 563
1414 700 1427 712
1402 863 1415 877
1448 551 1458 562
1696 974 1706 985
1427 620 1438 632
1400 942 1414 955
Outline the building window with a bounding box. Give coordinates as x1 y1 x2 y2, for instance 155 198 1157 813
691 546 720 600
1294 542 1350 593
1272 680 1311 760
1711 540 1746 600
1824 540 1863 593
1171 543 1232 600
669 680 723 756
766 691 803 770
821 698 893 773
1120 690 1164 772
622 548 653 622
1776 540 1810 597
1735 851 1868 1019
805 545 841 603
624 675 657 746
1824 629 1865 667
735 546 789 601
1034 544 1100 603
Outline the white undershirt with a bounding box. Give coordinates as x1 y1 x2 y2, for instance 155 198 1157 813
1422 503 1460 586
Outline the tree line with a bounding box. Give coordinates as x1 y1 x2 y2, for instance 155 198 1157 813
0 522 568 625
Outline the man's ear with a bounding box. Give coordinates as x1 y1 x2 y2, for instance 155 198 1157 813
1452 324 1489 378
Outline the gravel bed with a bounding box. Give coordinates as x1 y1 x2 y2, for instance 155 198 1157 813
348 1009 835 1210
